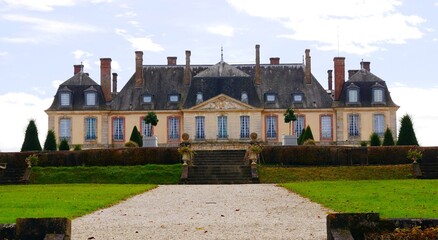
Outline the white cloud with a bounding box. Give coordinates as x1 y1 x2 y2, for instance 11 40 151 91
0 92 52 152
0 51 8 56
0 37 38 44
207 25 235 37
116 11 137 18
2 0 76 11
115 29 164 52
52 80 63 89
3 14 99 34
227 0 424 55
93 59 122 72
390 85 438 146
72 50 93 60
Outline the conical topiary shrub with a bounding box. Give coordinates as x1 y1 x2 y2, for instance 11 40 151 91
129 126 142 147
43 130 57 151
397 114 419 146
369 132 381 146
382 128 395 146
21 119 42 152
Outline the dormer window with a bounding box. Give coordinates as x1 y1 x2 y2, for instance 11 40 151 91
196 92 203 104
266 93 276 102
85 92 97 106
293 93 303 103
60 92 71 106
169 94 180 102
142 94 152 103
347 84 360 104
372 88 384 103
241 92 248 103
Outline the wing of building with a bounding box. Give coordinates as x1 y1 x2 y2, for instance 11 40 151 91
45 45 399 148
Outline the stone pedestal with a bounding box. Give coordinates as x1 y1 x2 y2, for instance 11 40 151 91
143 136 158 147
282 135 297 146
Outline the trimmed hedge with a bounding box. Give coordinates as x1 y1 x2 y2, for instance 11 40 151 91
1 146 437 167
261 146 438 166
0 147 180 167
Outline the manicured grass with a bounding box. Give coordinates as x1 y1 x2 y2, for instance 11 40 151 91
30 164 182 184
0 184 156 223
282 179 438 218
259 164 412 183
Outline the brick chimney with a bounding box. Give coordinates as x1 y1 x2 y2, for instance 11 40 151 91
100 58 112 102
135 51 143 88
255 44 261 85
362 61 370 72
74 64 83 75
334 57 345 101
269 57 280 65
184 50 191 85
167 56 177 66
305 49 311 84
327 70 333 91
112 73 118 93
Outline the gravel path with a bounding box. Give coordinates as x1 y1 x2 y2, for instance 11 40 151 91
72 184 330 240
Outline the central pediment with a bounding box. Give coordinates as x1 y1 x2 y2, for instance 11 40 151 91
189 94 255 111
194 61 249 78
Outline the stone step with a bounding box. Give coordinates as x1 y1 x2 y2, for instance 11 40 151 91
0 167 29 184
419 163 438 179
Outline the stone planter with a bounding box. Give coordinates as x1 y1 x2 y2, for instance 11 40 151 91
412 162 422 178
282 135 297 146
143 136 158 147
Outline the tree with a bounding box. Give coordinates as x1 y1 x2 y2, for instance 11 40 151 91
21 119 42 152
129 126 143 147
43 130 57 151
369 132 381 146
382 128 395 146
397 114 419 146
283 108 297 135
59 139 70 151
144 112 159 135
300 125 314 145
297 128 306 145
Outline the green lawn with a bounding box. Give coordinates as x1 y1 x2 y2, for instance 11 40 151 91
30 164 181 184
282 179 438 218
259 164 412 182
0 184 155 223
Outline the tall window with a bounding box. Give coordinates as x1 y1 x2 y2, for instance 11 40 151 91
85 92 97 106
266 115 277 139
240 115 250 139
59 118 71 141
60 93 70 106
85 117 97 140
113 117 124 141
348 114 360 137
374 114 385 136
321 115 332 140
218 116 228 139
168 117 180 141
294 115 305 137
142 119 152 137
195 116 205 139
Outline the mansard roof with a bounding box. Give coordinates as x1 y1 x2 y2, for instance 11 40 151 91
337 69 398 108
47 72 108 111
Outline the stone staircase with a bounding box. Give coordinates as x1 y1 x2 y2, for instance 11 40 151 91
0 164 31 184
419 162 438 179
183 150 259 184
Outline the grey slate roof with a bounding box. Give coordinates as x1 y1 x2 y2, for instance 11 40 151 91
47 73 108 111
337 69 398 107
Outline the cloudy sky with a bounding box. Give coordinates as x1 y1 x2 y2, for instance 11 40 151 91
1 0 437 151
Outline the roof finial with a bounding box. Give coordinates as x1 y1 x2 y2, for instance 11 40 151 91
221 45 224 62
80 61 84 72
360 59 363 69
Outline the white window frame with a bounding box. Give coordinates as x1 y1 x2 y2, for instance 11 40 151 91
348 89 359 103
168 117 180 141
266 115 277 139
373 88 384 103
59 118 71 141
60 92 71 106
85 117 97 141
169 94 179 102
217 115 228 139
113 117 124 141
196 92 203 104
142 120 152 137
195 116 205 139
143 95 152 103
348 114 360 137
85 92 97 106
294 115 305 137
240 115 250 139
266 94 276 102
293 94 303 102
374 114 385 136
241 92 248 103
321 115 332 140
